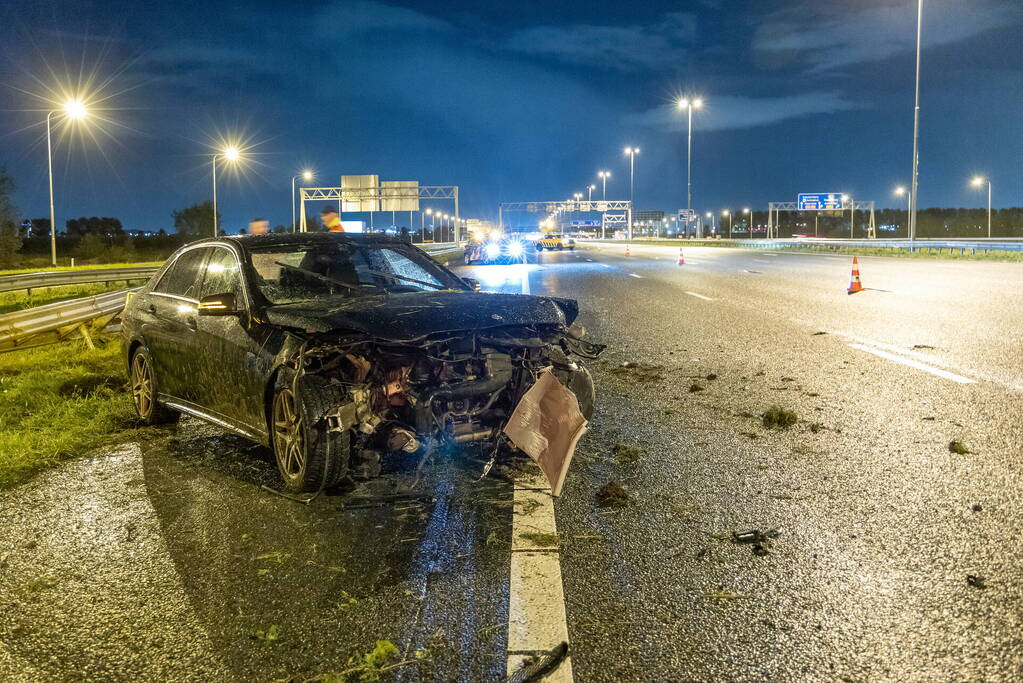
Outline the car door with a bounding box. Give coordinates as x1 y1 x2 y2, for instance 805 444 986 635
193 244 278 438
145 246 211 402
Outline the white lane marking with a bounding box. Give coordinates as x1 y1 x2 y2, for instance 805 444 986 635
685 291 714 301
507 468 574 681
848 343 976 384
629 273 643 278
599 263 611 268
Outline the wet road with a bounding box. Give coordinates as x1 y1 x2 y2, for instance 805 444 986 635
1 244 1021 680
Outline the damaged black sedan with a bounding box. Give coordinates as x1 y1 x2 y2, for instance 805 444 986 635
122 233 603 493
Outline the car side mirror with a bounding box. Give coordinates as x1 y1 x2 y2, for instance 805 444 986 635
463 277 481 292
198 293 240 316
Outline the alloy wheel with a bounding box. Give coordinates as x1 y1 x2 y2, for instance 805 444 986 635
272 388 305 477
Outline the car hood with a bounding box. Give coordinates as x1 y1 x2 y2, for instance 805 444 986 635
264 290 579 340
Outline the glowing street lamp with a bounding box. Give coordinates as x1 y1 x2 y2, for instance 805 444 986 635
971 176 992 238
588 184 596 203
292 169 314 233
46 98 89 266
212 145 243 237
422 207 433 241
842 194 854 238
677 97 704 215
743 208 752 238
722 209 732 239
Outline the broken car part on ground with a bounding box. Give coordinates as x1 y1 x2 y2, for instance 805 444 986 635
120 233 605 493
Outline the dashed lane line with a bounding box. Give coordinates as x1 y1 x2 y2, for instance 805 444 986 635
685 291 714 301
629 273 643 278
848 343 976 384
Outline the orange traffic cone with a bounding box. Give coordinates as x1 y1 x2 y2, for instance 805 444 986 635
676 247 685 265
847 256 864 294
625 243 631 257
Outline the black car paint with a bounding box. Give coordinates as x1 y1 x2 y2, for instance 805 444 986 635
122 233 583 446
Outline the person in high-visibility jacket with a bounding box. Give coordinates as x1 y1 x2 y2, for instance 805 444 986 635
320 204 344 232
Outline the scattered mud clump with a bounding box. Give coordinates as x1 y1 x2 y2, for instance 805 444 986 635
612 443 645 464
689 383 705 393
609 362 664 383
706 373 718 381
762 405 797 429
948 440 971 455
966 575 987 589
596 481 632 507
521 531 560 547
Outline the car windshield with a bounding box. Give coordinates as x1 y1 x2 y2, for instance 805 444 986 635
246 241 464 305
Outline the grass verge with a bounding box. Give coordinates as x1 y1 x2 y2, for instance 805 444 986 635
0 283 130 315
0 335 147 489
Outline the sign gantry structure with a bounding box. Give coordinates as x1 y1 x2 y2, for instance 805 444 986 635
766 198 876 239
498 200 633 238
299 175 460 240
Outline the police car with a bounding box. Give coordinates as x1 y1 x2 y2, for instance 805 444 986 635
534 234 576 251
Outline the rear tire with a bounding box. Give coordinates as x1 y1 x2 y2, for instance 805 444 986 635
129 346 180 425
271 374 350 493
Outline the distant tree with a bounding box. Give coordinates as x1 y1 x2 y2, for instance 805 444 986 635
172 201 219 236
273 224 288 234
66 216 123 237
0 168 23 268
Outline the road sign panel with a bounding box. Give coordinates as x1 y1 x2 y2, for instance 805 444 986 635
678 209 696 222
798 193 845 210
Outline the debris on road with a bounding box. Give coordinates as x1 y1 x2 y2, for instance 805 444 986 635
967 575 988 590
689 383 705 392
596 481 632 507
734 528 781 556
972 504 983 512
913 344 936 349
505 641 569 683
762 405 797 429
949 440 972 454
703 587 743 603
608 361 665 383
520 531 560 547
612 443 645 464
250 624 281 643
812 331 828 336
706 373 718 381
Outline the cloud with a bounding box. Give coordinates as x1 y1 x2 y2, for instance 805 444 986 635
753 0 1020 72
314 0 452 39
508 12 697 71
625 92 860 132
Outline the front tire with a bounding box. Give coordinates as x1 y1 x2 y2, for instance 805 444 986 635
129 347 180 425
271 376 350 493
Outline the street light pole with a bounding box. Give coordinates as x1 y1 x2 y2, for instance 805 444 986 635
45 100 88 266
677 98 703 216
291 170 313 233
972 177 992 238
212 154 219 237
46 112 57 267
624 148 639 240
723 210 732 239
908 0 924 242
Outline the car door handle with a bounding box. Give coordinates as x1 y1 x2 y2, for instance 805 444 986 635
186 318 198 330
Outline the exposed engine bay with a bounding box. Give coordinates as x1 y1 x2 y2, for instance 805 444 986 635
289 322 604 482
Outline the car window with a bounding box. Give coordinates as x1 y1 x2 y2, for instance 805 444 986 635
199 247 243 302
153 248 209 299
246 242 463 305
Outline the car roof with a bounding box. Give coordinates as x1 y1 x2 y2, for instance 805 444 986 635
189 232 415 252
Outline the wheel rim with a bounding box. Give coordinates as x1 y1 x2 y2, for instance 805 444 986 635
130 353 154 417
272 389 305 478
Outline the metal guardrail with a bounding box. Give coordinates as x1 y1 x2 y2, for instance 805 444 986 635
0 266 158 294
0 288 138 353
591 237 1023 253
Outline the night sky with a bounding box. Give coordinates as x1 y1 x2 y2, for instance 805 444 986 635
1 0 1021 233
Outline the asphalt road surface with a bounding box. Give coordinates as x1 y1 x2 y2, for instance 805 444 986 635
1 243 1020 681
